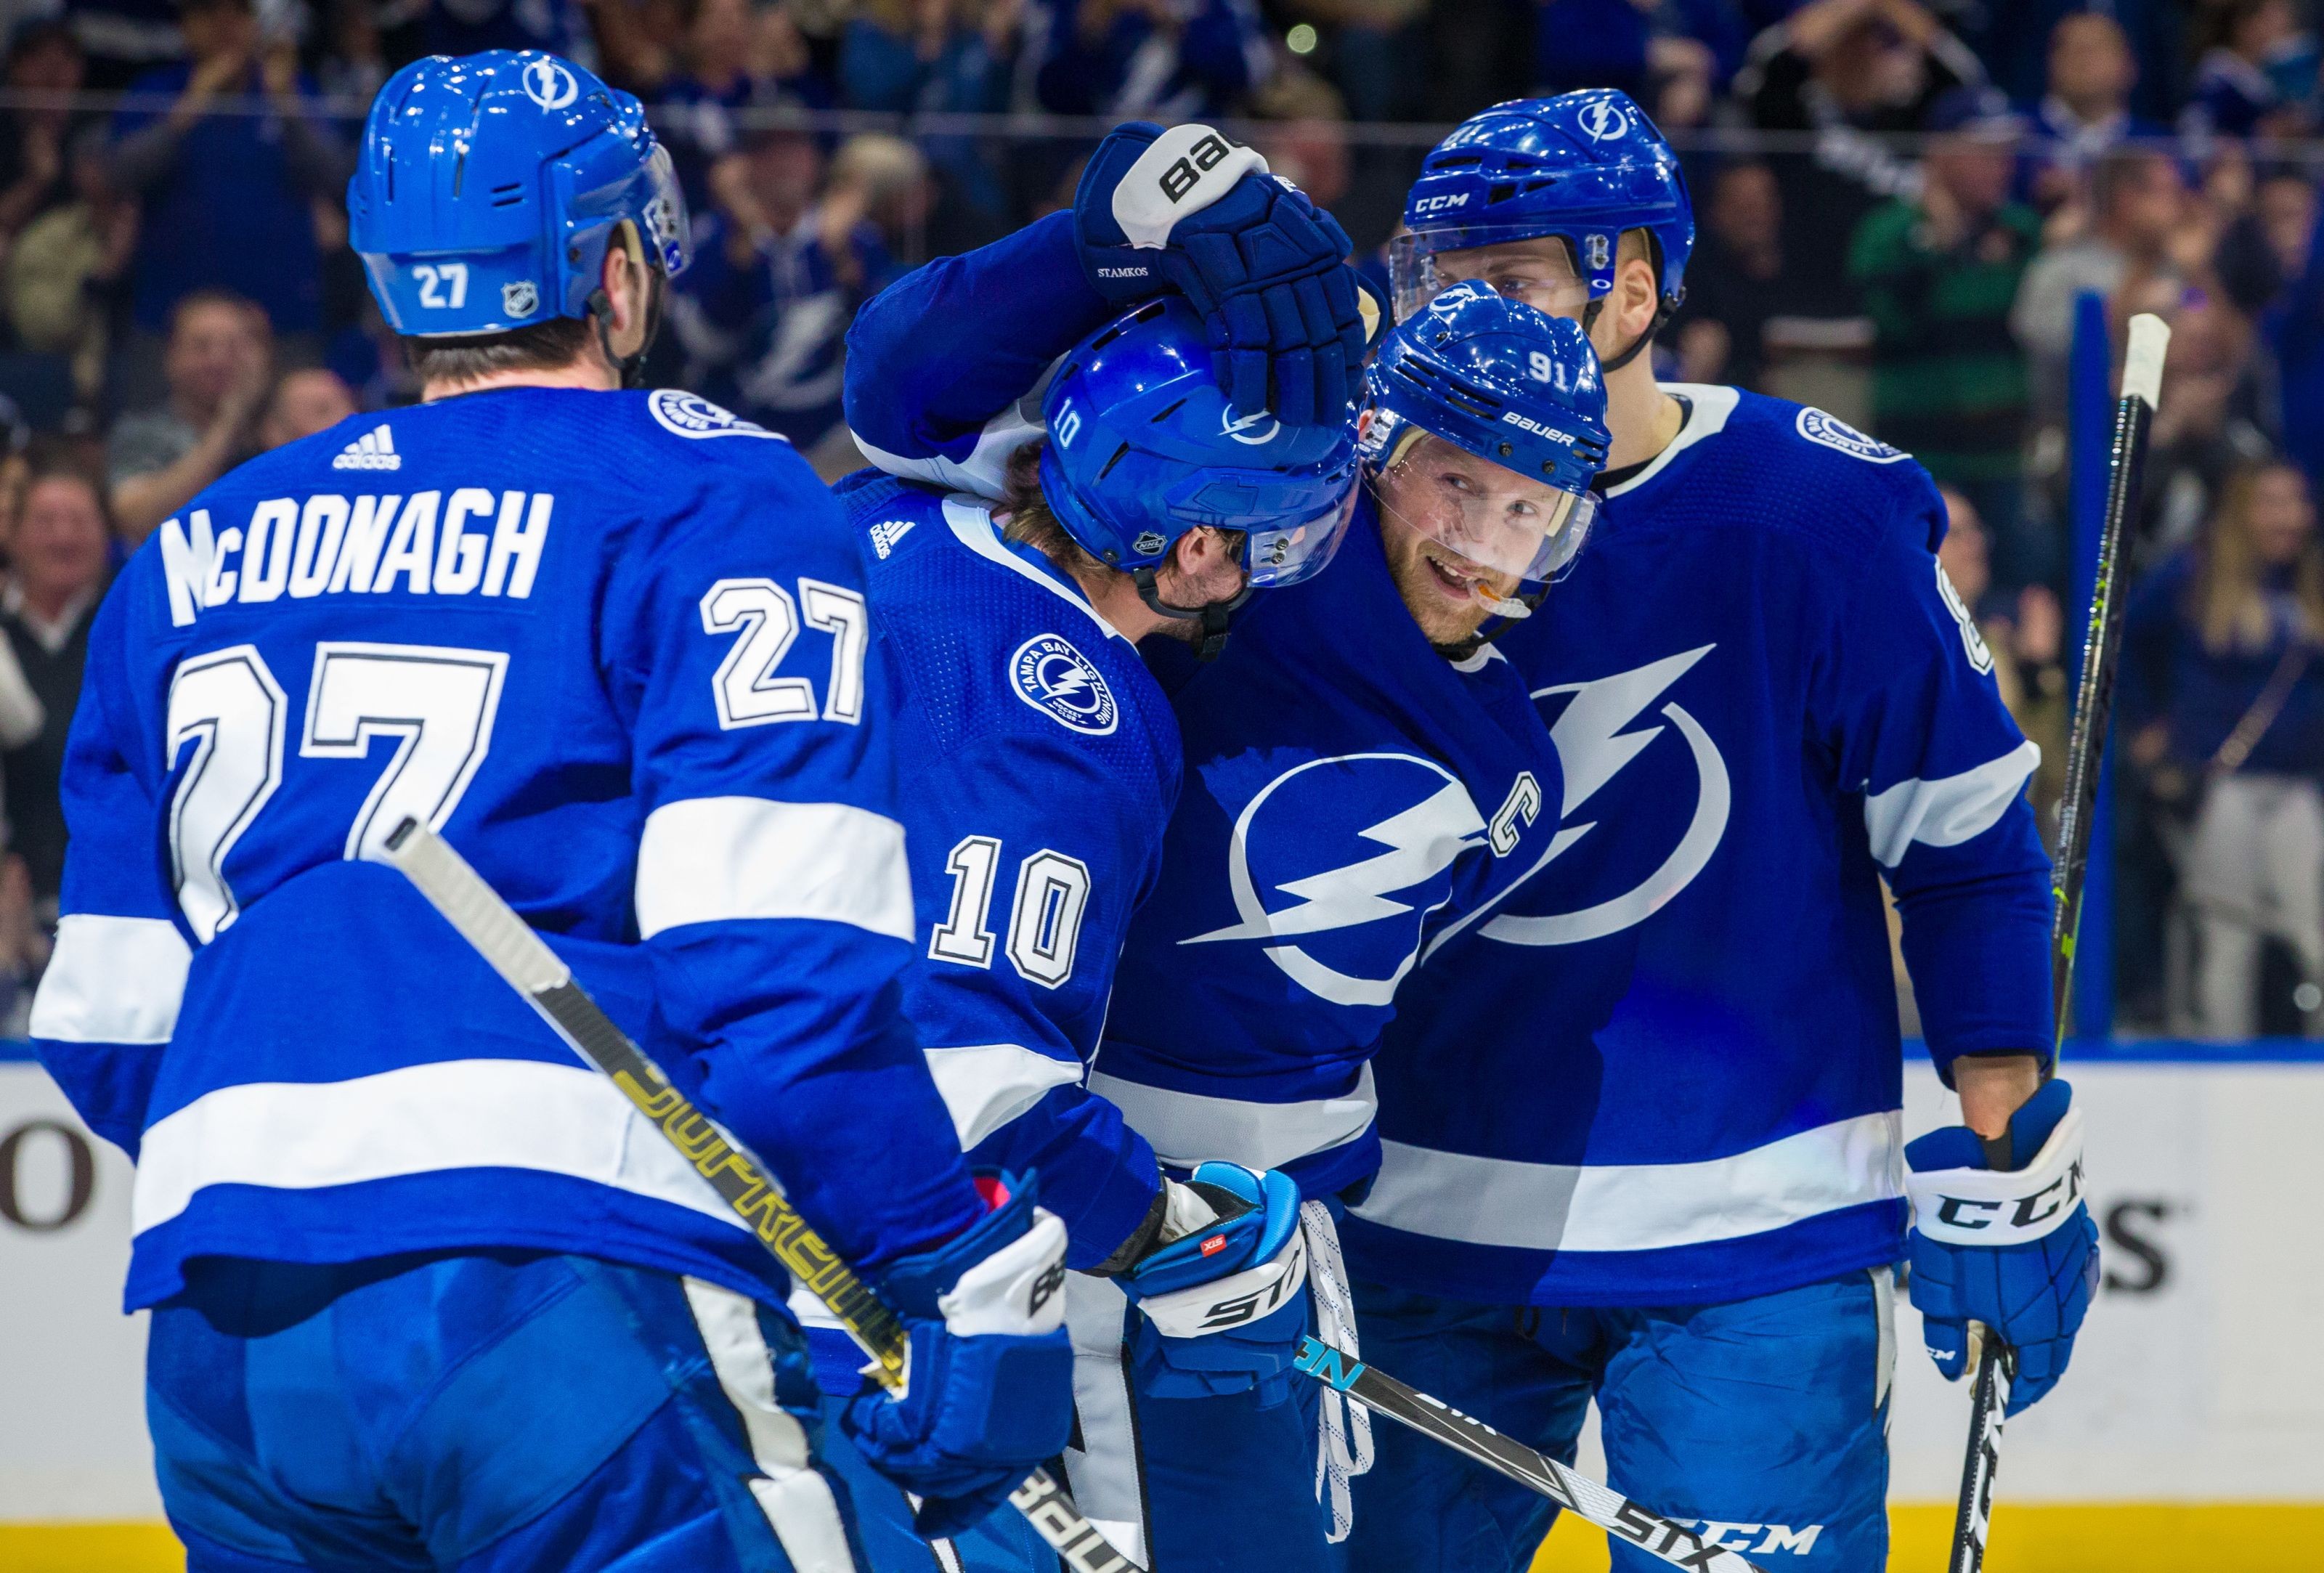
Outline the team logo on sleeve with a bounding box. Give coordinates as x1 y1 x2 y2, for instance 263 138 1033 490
649 389 784 441
1010 634 1118 736
1796 408 1906 463
1185 753 1489 1008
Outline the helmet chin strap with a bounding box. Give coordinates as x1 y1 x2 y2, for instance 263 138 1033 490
1131 566 1252 662
1580 292 1679 375
586 222 664 389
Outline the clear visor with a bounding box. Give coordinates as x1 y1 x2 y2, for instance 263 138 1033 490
1244 484 1362 589
1389 229 1591 324
1371 439 1599 585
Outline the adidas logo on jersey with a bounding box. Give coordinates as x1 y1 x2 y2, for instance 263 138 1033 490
869 518 915 559
332 425 400 471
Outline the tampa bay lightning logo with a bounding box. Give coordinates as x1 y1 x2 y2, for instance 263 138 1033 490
1797 407 1907 464
521 57 578 111
1010 634 1118 736
1428 646 1730 956
1577 97 1631 142
1221 404 1280 445
649 389 781 440
1184 753 1489 1007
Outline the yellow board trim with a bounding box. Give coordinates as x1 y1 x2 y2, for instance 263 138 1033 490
1529 1505 2324 1571
8 1508 2324 1573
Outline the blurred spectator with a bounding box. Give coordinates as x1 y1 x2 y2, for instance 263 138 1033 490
1665 160 1821 390
1850 88 2040 582
840 0 1023 112
1250 70 1352 212
1532 0 1742 130
106 288 268 542
258 365 356 450
2262 173 2324 480
657 0 832 210
2023 13 2162 216
5 121 137 408
2011 144 2187 431
0 853 51 1033
1937 482 2065 824
1032 0 1271 119
669 129 902 449
415 0 591 64
2124 460 2324 1036
2142 293 2274 565
65 0 186 93
109 0 352 353
1279 0 1429 123
314 0 390 106
1737 0 1986 301
0 24 88 251
0 457 110 906
2183 0 2320 143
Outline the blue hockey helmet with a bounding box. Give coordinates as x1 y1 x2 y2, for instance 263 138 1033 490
1360 282 1610 589
1039 297 1360 596
1391 90 1692 346
349 51 688 338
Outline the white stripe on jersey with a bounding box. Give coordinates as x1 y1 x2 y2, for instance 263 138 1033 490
1349 1110 1904 1254
923 1041 1084 1149
851 389 1047 503
635 797 914 943
1862 740 2041 868
32 915 192 1044
1087 1063 1376 1174
130 1058 743 1235
681 1278 858 1573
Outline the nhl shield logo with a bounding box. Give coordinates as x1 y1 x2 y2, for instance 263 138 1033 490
1010 633 1117 736
502 280 539 320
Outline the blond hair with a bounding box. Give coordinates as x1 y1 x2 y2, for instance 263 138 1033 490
2196 462 2324 654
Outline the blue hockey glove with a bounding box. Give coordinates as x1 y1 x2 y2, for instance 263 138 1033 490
1073 121 1370 426
841 1171 1073 1539
1904 1078 2100 1413
1116 1162 1309 1404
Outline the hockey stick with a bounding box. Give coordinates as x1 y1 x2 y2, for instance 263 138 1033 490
375 817 1139 1573
1944 312 2169 1573
1291 1337 1766 1573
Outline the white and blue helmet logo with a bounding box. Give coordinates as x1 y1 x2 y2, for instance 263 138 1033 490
1011 634 1118 736
521 57 578 110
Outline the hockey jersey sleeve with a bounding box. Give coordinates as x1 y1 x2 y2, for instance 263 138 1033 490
910 728 1171 1268
841 211 1117 496
604 471 987 1277
1813 473 2056 1077
30 580 190 1160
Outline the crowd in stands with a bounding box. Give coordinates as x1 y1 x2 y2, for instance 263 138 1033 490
0 0 2315 1031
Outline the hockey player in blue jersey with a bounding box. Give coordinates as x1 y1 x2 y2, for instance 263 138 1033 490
840 126 1609 1572
813 295 1362 1571
29 51 1075 1573
1335 90 2100 1570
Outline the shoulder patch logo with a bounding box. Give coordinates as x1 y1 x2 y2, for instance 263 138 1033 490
869 518 916 559
1010 633 1118 736
649 389 786 441
332 423 399 471
1796 407 1906 463
1934 561 1995 674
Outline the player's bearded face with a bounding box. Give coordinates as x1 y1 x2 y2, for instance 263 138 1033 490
1371 434 1558 646
1427 238 1591 323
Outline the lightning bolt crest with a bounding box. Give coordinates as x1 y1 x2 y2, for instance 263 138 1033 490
1187 781 1484 944
1538 644 1714 816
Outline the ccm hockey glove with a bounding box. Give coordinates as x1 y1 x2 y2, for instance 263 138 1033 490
1113 1161 1309 1404
1905 1078 2100 1413
1073 121 1370 426
841 1171 1073 1538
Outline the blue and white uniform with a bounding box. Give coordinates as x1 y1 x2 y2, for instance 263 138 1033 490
844 216 1585 1573
1344 391 2055 1571
36 386 984 1570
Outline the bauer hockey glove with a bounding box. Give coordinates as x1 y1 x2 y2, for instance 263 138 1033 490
1904 1078 2100 1413
1073 121 1370 426
841 1171 1073 1538
1114 1161 1309 1405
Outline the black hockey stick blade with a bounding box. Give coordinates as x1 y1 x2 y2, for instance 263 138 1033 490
1293 1336 1766 1573
376 817 1141 1573
1945 310 2168 1573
